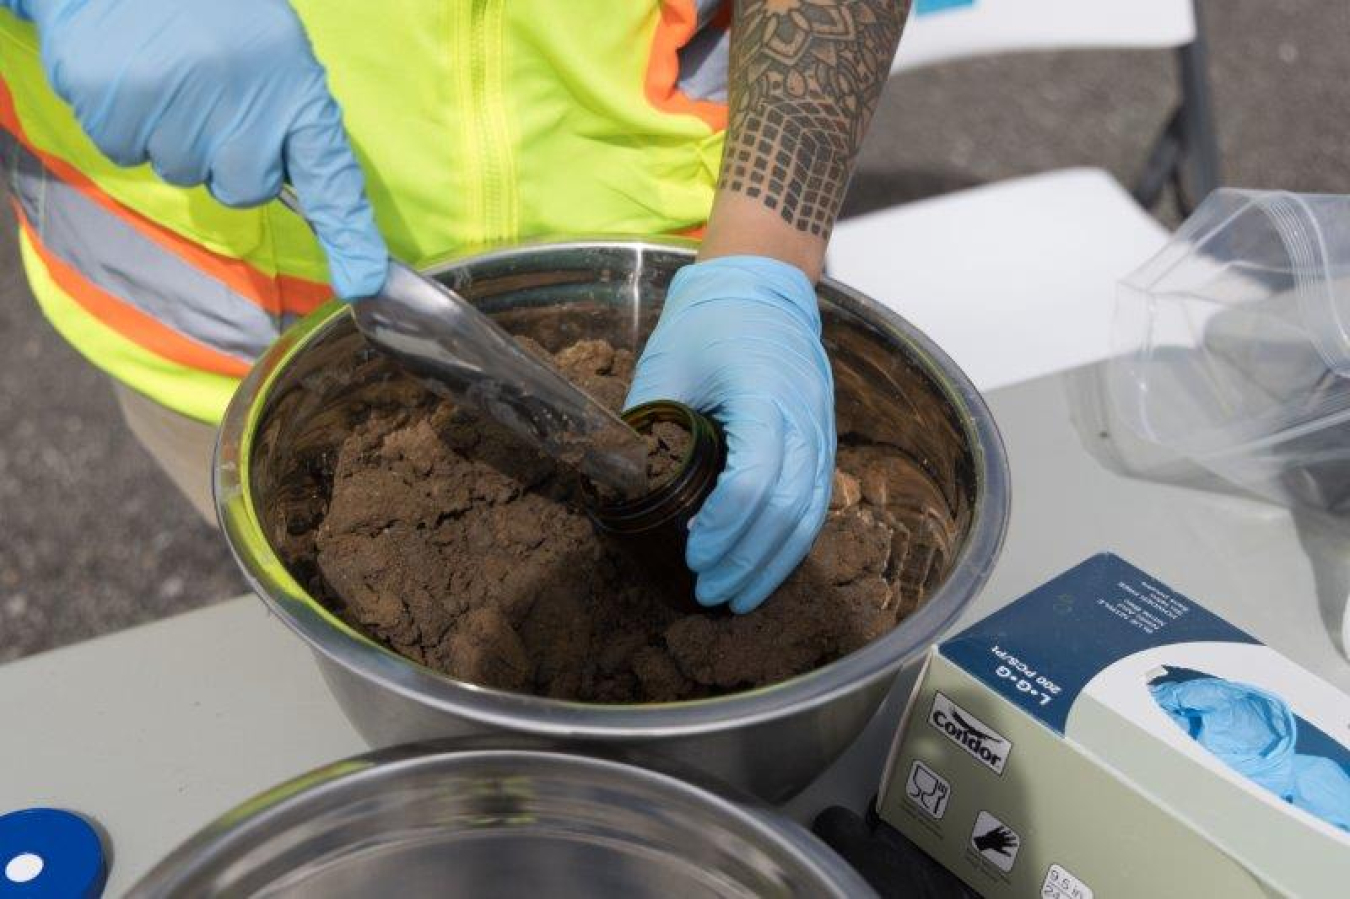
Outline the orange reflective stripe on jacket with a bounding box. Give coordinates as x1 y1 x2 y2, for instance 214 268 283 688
12 199 255 378
648 0 729 130
0 78 331 322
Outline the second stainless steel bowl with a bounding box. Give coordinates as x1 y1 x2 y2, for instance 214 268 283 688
129 746 876 898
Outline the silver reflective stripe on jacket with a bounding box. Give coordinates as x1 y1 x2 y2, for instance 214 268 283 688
2 130 281 363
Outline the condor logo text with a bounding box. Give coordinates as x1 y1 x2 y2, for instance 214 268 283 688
928 692 1012 774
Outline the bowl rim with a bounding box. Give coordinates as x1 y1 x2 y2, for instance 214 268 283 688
214 237 1010 738
127 745 876 897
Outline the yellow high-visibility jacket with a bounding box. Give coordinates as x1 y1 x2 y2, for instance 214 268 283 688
0 1 729 422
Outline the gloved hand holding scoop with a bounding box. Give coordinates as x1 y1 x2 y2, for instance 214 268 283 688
6 0 389 299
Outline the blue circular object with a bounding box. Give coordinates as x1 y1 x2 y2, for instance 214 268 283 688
0 809 105 898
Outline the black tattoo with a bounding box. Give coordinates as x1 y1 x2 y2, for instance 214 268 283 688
722 0 906 237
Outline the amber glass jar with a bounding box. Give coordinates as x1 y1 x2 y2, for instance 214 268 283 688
588 400 726 613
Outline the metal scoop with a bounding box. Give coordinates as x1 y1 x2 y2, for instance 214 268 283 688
279 187 648 499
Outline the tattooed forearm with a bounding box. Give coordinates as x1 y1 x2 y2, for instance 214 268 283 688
721 0 907 238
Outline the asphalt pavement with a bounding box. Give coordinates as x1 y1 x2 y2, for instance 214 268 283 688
3 0 1348 660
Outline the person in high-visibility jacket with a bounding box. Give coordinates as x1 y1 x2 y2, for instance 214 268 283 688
0 0 907 613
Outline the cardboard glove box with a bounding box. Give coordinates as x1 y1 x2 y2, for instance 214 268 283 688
877 554 1350 898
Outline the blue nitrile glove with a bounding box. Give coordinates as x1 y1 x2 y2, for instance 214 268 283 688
1153 678 1297 794
1292 755 1350 831
8 0 387 298
1153 677 1350 831
627 256 836 614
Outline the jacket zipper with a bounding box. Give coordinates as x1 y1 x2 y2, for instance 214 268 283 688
458 0 516 247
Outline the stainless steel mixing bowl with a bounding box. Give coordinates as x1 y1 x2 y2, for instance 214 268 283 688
216 239 1009 801
129 746 876 897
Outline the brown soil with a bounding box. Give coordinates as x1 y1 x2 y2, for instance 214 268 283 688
278 337 936 703
643 421 691 488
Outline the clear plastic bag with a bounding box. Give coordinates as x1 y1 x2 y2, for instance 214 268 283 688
1109 189 1350 511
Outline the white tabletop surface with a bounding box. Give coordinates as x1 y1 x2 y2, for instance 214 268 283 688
828 168 1174 392
4 366 1348 895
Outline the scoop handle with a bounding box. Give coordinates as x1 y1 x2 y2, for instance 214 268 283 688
277 186 649 498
